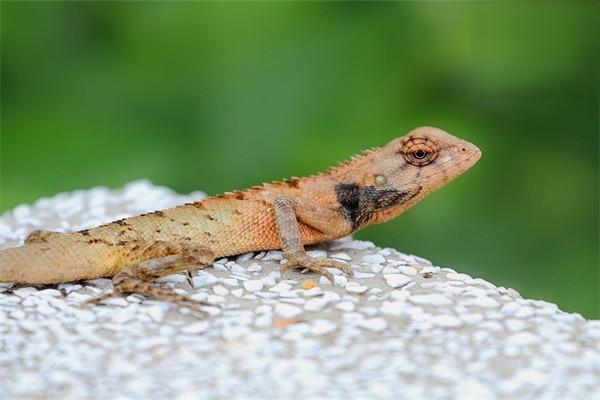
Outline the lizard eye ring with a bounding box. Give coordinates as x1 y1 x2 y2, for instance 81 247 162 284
401 137 439 166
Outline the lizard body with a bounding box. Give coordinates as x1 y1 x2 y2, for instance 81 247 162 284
0 127 481 306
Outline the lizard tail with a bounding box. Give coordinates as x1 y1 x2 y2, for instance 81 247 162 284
0 236 119 285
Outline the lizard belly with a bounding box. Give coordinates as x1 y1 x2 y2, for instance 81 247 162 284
160 199 330 258
192 208 329 258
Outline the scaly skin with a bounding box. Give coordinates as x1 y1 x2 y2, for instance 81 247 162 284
0 127 481 305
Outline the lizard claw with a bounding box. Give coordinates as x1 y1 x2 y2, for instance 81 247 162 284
282 253 353 282
314 256 354 276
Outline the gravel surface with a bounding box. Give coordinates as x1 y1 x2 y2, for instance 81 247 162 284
1 181 598 399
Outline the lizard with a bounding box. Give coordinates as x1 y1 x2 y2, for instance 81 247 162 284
0 126 481 309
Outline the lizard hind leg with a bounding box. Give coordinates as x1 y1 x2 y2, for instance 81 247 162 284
93 246 215 314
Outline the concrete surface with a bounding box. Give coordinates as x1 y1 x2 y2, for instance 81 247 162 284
0 181 598 399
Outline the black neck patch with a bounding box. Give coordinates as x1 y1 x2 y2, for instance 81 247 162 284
335 183 420 230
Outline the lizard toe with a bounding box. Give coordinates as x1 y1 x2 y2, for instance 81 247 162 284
316 257 354 276
283 254 336 282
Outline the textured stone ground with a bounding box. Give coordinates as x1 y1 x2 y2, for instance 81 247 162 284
1 181 598 399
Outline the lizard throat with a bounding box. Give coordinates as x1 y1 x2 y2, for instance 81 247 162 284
335 183 421 230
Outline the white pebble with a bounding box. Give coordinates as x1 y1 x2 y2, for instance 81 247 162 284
505 318 527 332
262 251 283 261
213 264 227 272
506 332 540 346
219 278 240 287
390 290 410 301
357 318 388 332
382 266 399 274
246 263 262 272
86 278 112 288
457 378 495 399
236 253 254 263
304 298 328 313
514 306 535 318
102 298 128 307
319 276 331 285
333 275 347 287
213 285 229 296
330 252 352 261
461 313 484 324
181 321 209 334
270 282 292 294
345 284 368 294
229 263 247 276
353 271 375 279
370 264 384 274
446 272 472 282
10 309 26 319
275 303 302 318
243 280 264 293
206 295 226 304
302 287 323 297
336 301 355 312
330 239 374 250
59 284 82 294
462 296 500 309
36 304 57 316
311 319 337 336
362 254 386 264
380 301 404 316
501 302 521 316
156 274 187 284
409 294 451 306
34 289 62 297
13 287 38 297
189 292 207 302
410 255 432 266
384 274 411 288
398 266 418 275
145 305 166 323
306 250 327 258
192 272 218 288
431 314 463 328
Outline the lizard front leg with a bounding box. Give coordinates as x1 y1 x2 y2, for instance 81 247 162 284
273 197 353 282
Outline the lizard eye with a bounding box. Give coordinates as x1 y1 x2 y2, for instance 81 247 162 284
401 137 439 166
413 149 427 159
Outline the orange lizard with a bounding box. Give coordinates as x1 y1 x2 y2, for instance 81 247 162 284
0 127 481 307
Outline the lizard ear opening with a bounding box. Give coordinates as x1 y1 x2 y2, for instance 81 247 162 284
374 174 387 187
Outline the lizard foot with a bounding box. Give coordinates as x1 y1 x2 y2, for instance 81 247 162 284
282 253 353 282
84 273 213 316
85 278 213 316
86 244 215 316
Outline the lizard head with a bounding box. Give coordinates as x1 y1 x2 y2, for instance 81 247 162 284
363 126 481 224
373 126 481 189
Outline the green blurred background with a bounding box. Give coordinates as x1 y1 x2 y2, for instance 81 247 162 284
1 2 598 318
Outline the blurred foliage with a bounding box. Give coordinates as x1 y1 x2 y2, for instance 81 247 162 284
1 2 598 318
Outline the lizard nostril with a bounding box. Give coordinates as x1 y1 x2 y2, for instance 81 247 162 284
461 148 466 152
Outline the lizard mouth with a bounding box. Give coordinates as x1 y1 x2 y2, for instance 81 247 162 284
420 146 481 182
